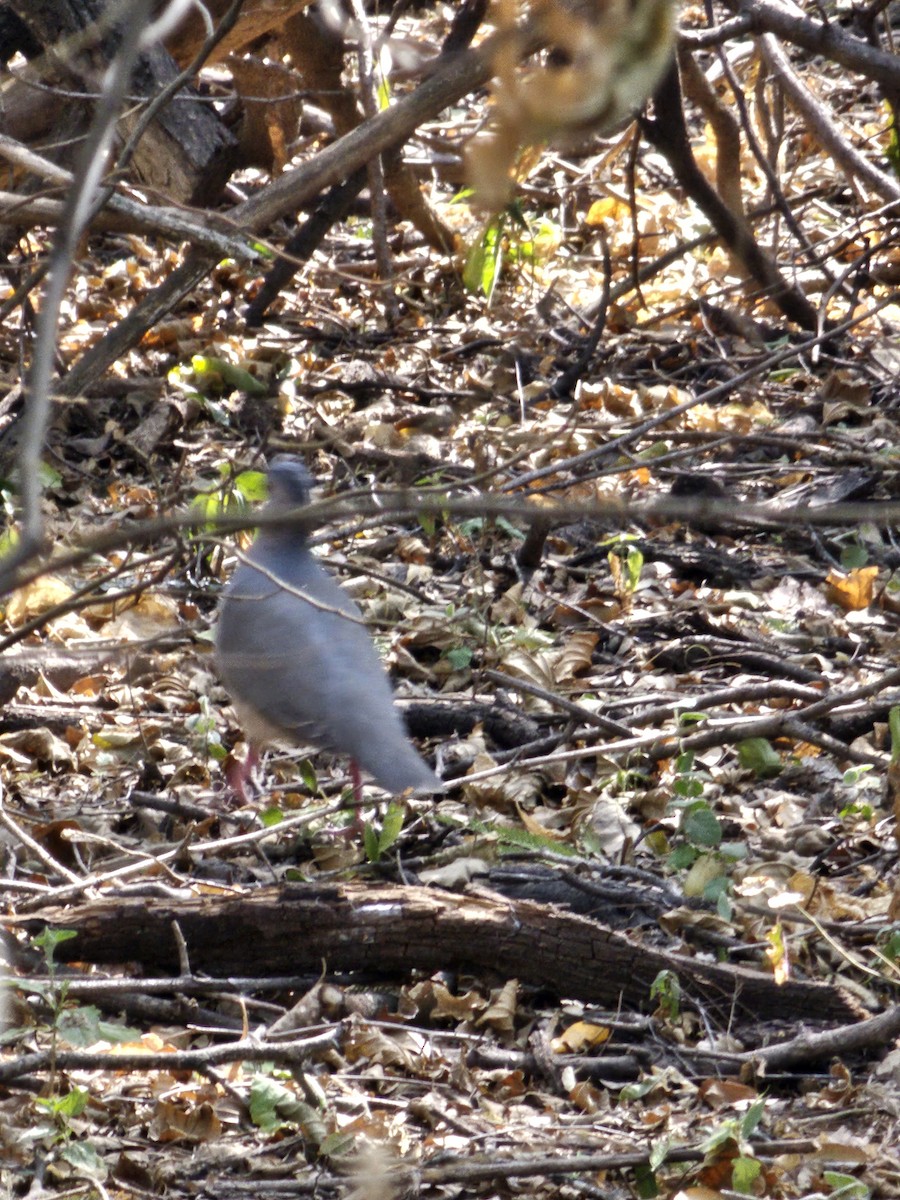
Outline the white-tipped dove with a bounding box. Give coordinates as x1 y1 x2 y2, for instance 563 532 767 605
215 457 442 798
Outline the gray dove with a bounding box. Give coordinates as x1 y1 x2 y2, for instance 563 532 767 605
215 457 442 799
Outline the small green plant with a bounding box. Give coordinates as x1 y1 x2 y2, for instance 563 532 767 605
699 1096 766 1196
363 801 406 862
839 763 878 819
186 694 227 763
30 927 79 1050
460 196 557 299
608 544 644 600
649 969 681 1020
666 753 745 917
193 465 268 525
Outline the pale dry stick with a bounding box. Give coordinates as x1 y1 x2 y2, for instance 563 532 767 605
737 1003 900 1070
759 32 900 205
630 681 825 727
0 136 256 255
12 0 165 578
817 202 900 324
16 798 355 913
0 793 81 886
788 663 900 722
458 697 890 785
9 482 900 603
647 709 885 765
0 190 251 259
733 0 900 90
419 1148 706 1189
61 827 198 887
694 11 825 273
783 902 900 984
0 1031 340 1087
680 15 754 48
483 667 631 737
0 973 344 998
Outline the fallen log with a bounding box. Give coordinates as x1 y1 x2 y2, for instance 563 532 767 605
12 882 864 1023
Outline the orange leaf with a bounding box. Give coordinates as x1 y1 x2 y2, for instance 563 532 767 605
824 567 878 611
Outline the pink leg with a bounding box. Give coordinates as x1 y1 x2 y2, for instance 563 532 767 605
225 744 259 801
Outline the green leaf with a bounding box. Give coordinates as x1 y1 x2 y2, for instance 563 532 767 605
634 1161 659 1198
842 764 873 787
740 1097 766 1139
191 355 268 395
672 775 704 799
609 546 644 592
319 1130 357 1158
32 927 78 971
731 1156 761 1194
879 927 900 963
683 851 726 897
378 802 405 854
840 543 868 571
299 759 319 791
233 469 268 502
59 1140 108 1181
675 711 709 727
681 803 722 847
737 738 782 778
619 1078 658 1102
667 844 697 870
39 461 63 489
0 526 19 560
37 1088 89 1119
463 222 504 296
362 820 379 861
58 1005 138 1046
445 647 473 670
249 1077 305 1131
702 872 731 906
822 1172 870 1199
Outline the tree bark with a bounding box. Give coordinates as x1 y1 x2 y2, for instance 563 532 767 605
3 0 236 205
16 882 863 1023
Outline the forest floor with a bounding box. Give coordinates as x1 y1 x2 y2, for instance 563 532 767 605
2 4 900 1197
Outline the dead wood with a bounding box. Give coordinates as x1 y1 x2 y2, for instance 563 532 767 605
726 0 900 90
15 882 863 1023
4 0 237 205
281 10 456 253
164 0 312 67
56 28 503 397
641 62 819 331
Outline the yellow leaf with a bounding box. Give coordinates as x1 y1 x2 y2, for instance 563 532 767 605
552 1020 611 1053
586 196 630 226
6 575 73 625
765 919 791 984
825 567 878 611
